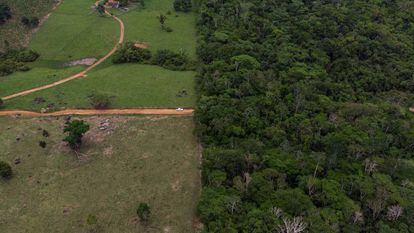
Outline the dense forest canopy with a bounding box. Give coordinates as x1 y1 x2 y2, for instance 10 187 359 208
195 0 414 232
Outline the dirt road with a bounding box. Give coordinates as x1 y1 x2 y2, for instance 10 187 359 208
1 3 125 101
0 108 194 117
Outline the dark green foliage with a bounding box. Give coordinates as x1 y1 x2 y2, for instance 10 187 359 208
153 49 190 70
0 3 11 24
89 93 113 109
196 0 414 232
0 161 12 179
113 43 192 70
63 120 90 150
158 14 166 27
39 141 47 148
42 129 49 137
119 0 129 7
112 42 151 64
21 16 40 28
96 3 105 15
174 0 192 12
136 202 151 223
0 49 39 76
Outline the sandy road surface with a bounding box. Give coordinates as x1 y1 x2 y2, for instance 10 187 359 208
0 108 194 117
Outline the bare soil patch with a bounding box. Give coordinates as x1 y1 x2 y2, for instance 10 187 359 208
65 58 97 67
134 42 149 49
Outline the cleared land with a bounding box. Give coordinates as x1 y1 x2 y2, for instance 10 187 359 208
0 116 200 232
120 0 197 59
4 63 196 110
1 0 197 110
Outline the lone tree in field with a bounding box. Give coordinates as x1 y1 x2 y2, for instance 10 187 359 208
89 93 112 109
0 161 12 179
96 3 106 15
158 14 166 29
137 202 151 224
63 120 90 151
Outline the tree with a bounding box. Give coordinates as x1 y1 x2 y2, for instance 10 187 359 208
0 161 12 179
112 42 152 64
96 3 106 15
21 16 40 28
173 0 192 12
137 202 151 223
89 93 112 109
0 3 11 24
158 14 166 28
277 217 307 233
63 120 90 151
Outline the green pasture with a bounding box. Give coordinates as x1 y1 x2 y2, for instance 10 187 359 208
0 116 200 233
1 0 197 109
4 63 196 110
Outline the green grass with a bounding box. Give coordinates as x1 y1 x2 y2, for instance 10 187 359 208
3 62 196 110
119 0 197 59
29 0 119 62
1 0 197 109
0 116 200 232
0 64 83 97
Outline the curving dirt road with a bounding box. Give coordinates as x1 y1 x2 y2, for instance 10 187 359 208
1 3 125 101
0 108 194 117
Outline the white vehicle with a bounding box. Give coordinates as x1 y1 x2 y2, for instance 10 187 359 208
176 108 184 111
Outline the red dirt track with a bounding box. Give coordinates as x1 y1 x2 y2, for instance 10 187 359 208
0 108 194 117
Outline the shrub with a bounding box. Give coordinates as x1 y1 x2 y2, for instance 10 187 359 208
112 42 151 64
0 60 19 76
15 50 40 62
0 161 12 179
173 0 192 12
0 3 11 24
39 141 47 148
89 93 112 109
21 16 40 28
153 49 189 70
0 49 38 76
164 26 173 32
137 202 151 223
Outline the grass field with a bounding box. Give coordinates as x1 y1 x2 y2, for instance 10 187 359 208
0 65 84 97
4 62 196 110
119 0 197 59
0 116 200 232
1 0 197 109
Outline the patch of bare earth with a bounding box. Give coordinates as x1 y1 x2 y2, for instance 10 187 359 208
193 217 204 233
83 116 130 144
134 42 149 49
64 58 98 67
171 179 181 192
